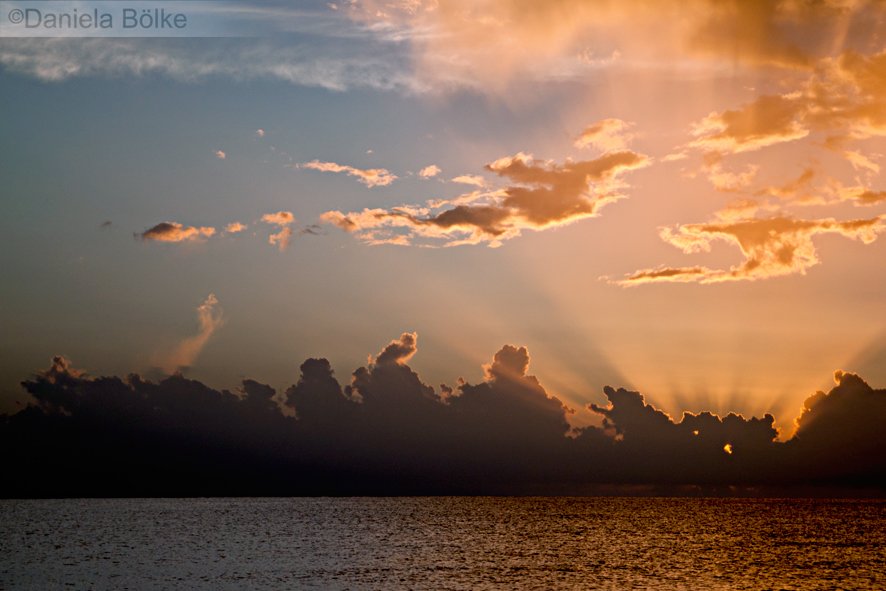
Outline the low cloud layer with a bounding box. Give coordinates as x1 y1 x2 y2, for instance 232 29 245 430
4 333 885 496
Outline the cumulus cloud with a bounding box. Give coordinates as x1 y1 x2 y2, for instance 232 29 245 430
322 143 649 247
216 150 226 159
261 211 295 226
786 370 886 483
575 119 634 152
138 222 215 243
373 333 418 366
224 222 248 233
156 295 225 374
262 212 294 250
5 333 886 495
616 215 885 285
256 129 265 137
298 160 397 187
418 165 441 178
269 227 293 251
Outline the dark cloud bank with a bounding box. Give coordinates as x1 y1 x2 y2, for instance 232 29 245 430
3 334 885 498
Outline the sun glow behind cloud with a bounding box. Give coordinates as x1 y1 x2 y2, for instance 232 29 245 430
2 0 886 459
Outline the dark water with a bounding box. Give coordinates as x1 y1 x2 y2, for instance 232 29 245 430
1 497 884 590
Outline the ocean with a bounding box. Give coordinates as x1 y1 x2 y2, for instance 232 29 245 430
2 497 884 590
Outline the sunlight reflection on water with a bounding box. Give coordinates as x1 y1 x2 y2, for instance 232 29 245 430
2 497 884 590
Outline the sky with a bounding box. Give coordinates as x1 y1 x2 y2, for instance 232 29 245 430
2 0 886 493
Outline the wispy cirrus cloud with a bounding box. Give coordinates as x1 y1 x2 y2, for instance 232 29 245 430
418 165 441 179
575 118 634 152
156 294 225 373
298 160 397 187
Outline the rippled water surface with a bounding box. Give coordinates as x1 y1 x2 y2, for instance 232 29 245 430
2 497 885 590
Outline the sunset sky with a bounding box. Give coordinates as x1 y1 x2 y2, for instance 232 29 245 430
2 0 886 441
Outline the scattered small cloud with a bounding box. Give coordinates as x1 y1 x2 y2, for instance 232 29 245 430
216 150 226 159
298 160 397 187
419 165 441 178
156 294 225 373
256 129 264 137
138 222 215 243
10 333 886 494
451 174 486 186
575 118 635 152
261 211 295 226
844 150 880 174
270 227 293 251
224 222 248 233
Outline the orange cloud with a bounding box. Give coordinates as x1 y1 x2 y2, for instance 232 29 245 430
690 47 886 161
158 294 225 373
224 222 248 233
451 174 486 186
706 163 759 193
216 150 226 159
261 211 295 226
691 94 810 154
828 183 886 207
575 118 634 152
714 198 779 221
322 146 650 247
419 165 441 178
373 332 418 366
298 160 397 187
138 222 215 243
844 150 880 174
616 215 885 285
270 227 293 251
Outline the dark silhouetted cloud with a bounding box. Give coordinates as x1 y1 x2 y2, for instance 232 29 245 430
3 335 886 496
